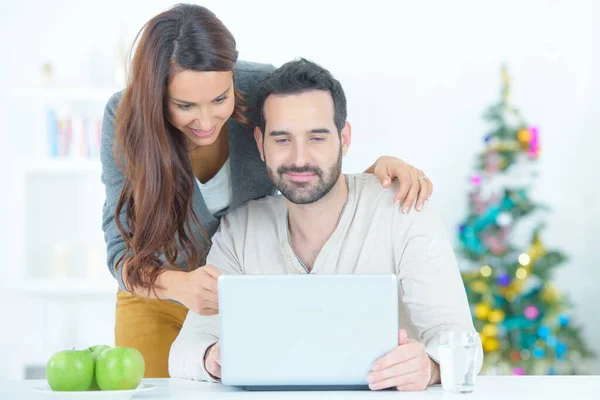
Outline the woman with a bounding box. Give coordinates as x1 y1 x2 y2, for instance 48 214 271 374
100 3 434 378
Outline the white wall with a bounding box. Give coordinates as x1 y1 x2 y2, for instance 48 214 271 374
1 0 598 376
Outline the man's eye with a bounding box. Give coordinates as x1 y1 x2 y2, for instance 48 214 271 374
275 138 289 144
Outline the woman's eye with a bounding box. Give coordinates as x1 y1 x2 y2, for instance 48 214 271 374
177 103 193 110
214 96 229 104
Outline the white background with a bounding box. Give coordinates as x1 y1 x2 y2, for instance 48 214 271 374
0 0 598 377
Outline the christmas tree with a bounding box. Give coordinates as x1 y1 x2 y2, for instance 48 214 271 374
458 66 594 375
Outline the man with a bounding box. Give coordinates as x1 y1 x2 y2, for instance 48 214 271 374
169 59 483 391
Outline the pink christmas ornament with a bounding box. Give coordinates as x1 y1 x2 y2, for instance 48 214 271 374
513 367 525 376
524 305 540 320
470 192 481 204
471 192 487 214
485 152 501 173
529 126 539 140
483 234 505 256
489 193 501 206
527 126 540 158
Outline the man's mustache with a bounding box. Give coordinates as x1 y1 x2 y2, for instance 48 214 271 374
277 165 323 177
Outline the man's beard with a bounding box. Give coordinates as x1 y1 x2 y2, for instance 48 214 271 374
267 148 342 205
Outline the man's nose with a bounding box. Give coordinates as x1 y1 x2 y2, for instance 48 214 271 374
291 142 310 166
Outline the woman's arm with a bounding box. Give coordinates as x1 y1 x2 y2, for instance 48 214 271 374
100 91 133 291
365 156 433 214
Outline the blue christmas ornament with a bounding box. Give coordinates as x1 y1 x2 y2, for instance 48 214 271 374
460 225 486 255
517 190 528 202
501 193 515 210
474 206 501 231
497 273 511 287
521 333 537 349
556 342 568 359
537 326 550 339
548 367 557 375
484 134 492 143
558 314 570 327
532 347 545 359
497 324 508 337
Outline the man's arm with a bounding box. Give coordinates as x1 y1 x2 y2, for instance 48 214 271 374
168 212 244 381
168 311 221 382
395 201 483 374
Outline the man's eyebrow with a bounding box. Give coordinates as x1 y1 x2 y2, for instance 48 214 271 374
269 130 290 137
308 128 331 134
171 86 232 104
269 128 332 136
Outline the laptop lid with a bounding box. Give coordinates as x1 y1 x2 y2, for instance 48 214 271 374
218 274 399 389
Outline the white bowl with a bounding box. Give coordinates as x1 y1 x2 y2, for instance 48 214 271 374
33 383 154 399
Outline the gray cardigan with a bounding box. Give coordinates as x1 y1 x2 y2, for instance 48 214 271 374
100 61 276 291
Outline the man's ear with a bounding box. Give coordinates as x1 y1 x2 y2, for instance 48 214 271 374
340 122 352 157
254 126 265 161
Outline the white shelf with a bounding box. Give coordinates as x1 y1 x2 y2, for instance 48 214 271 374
21 158 102 175
14 86 120 102
16 278 117 297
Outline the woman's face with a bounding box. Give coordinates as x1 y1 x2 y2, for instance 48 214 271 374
167 69 235 148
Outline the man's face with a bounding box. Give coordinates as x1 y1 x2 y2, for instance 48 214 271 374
255 90 351 205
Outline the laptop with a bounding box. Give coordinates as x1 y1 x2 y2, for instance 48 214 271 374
218 274 399 390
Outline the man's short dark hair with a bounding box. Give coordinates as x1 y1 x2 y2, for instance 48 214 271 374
256 58 347 136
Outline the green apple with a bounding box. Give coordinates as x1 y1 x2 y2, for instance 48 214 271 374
87 345 111 390
88 345 111 360
96 347 145 391
46 350 94 391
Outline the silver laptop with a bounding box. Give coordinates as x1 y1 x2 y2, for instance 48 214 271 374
218 274 399 390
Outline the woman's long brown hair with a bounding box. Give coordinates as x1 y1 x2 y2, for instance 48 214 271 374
114 3 248 293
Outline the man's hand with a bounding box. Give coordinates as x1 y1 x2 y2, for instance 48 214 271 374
367 329 440 391
204 341 222 380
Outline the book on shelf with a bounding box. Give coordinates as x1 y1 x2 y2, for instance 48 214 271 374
47 108 102 158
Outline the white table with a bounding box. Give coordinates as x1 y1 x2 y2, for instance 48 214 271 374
1 376 599 399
